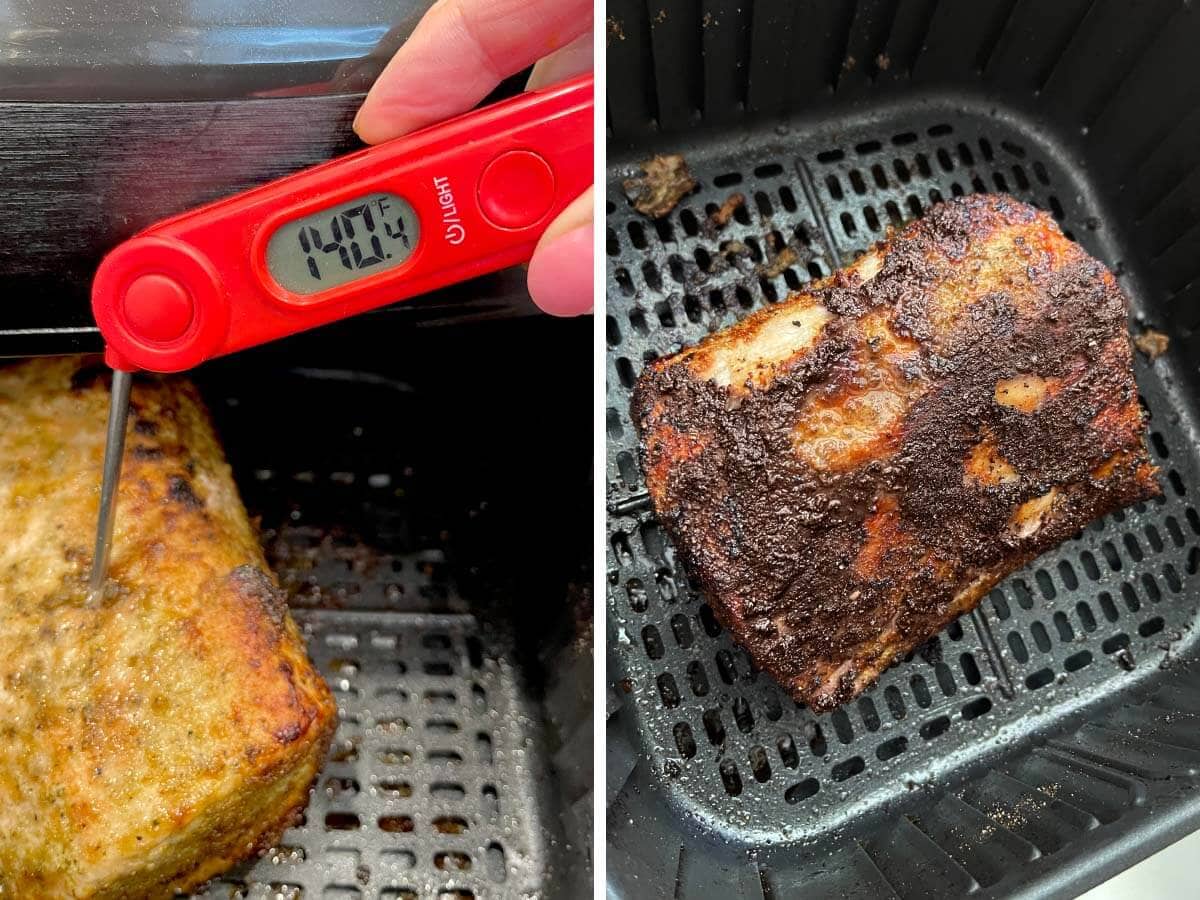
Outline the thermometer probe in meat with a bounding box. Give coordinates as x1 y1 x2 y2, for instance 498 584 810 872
86 74 593 592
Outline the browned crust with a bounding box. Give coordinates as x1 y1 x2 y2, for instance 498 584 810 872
0 357 336 898
633 194 1160 712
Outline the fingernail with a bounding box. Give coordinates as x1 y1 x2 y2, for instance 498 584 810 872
527 223 593 317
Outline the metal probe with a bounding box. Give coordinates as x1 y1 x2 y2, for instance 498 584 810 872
88 368 132 595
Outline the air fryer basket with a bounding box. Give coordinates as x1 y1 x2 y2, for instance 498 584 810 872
606 1 1200 897
179 315 591 899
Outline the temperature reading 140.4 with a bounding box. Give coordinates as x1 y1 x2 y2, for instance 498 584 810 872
265 192 421 295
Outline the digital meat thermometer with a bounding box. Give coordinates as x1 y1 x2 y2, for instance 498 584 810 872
87 73 593 592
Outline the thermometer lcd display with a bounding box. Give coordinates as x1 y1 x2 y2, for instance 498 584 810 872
266 192 420 294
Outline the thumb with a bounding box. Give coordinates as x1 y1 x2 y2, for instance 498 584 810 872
527 187 593 317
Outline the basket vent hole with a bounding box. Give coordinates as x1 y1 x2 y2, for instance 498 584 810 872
785 777 820 804
991 589 1011 620
826 174 844 200
1025 668 1054 691
877 735 908 761
1165 562 1183 592
1053 611 1075 643
324 777 360 799
817 148 844 163
858 696 881 732
934 663 957 697
807 723 828 757
475 732 493 765
670 613 693 649
946 619 964 641
376 778 411 798
674 722 697 758
910 674 932 708
615 357 636 389
962 697 993 721
324 812 360 831
830 709 855 743
625 577 647 612
714 171 743 187
1008 631 1029 663
884 685 906 720
605 315 620 346
749 745 772 782
687 660 710 697
763 692 783 721
430 782 464 800
643 262 664 294
919 715 951 740
434 851 472 872
1031 621 1052 653
426 749 462 765
703 708 726 745
616 451 639 488
840 212 858 236
657 673 681 708
432 816 468 835
719 759 743 795
481 785 499 819
1098 591 1119 622
486 842 508 884
641 625 664 660
1139 617 1165 638
1064 650 1094 672
605 226 620 256
716 649 738 684
960 653 982 686
733 697 755 733
831 756 865 782
699 604 721 637
381 849 416 869
380 891 417 900
1012 579 1034 609
777 734 800 769
1120 582 1140 614
1166 516 1185 547
1076 602 1098 633
626 221 647 249
437 891 474 900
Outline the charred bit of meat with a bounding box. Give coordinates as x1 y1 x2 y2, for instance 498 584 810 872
623 154 697 219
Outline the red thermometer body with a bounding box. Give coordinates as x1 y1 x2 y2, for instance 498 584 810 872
92 74 592 373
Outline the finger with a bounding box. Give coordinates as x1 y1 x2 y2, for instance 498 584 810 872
526 30 593 91
527 188 593 317
354 0 592 144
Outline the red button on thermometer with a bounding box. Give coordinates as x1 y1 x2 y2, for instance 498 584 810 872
92 73 592 373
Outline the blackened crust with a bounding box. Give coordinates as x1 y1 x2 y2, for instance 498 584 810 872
633 194 1160 712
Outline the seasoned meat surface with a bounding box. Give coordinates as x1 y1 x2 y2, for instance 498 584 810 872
634 194 1159 712
0 357 336 899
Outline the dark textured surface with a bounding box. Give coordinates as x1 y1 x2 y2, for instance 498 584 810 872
632 194 1159 712
605 4 1200 888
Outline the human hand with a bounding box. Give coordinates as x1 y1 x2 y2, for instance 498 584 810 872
354 0 593 316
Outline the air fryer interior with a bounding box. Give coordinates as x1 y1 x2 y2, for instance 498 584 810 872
606 2 1200 897
183 314 591 899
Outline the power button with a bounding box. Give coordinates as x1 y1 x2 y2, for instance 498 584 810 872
122 273 194 343
477 150 556 230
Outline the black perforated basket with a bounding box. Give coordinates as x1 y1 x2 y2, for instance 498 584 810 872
605 2 1200 897
183 315 591 900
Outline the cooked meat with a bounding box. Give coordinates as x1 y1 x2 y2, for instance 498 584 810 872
623 154 697 219
0 357 336 899
634 194 1159 713
1134 328 1169 360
